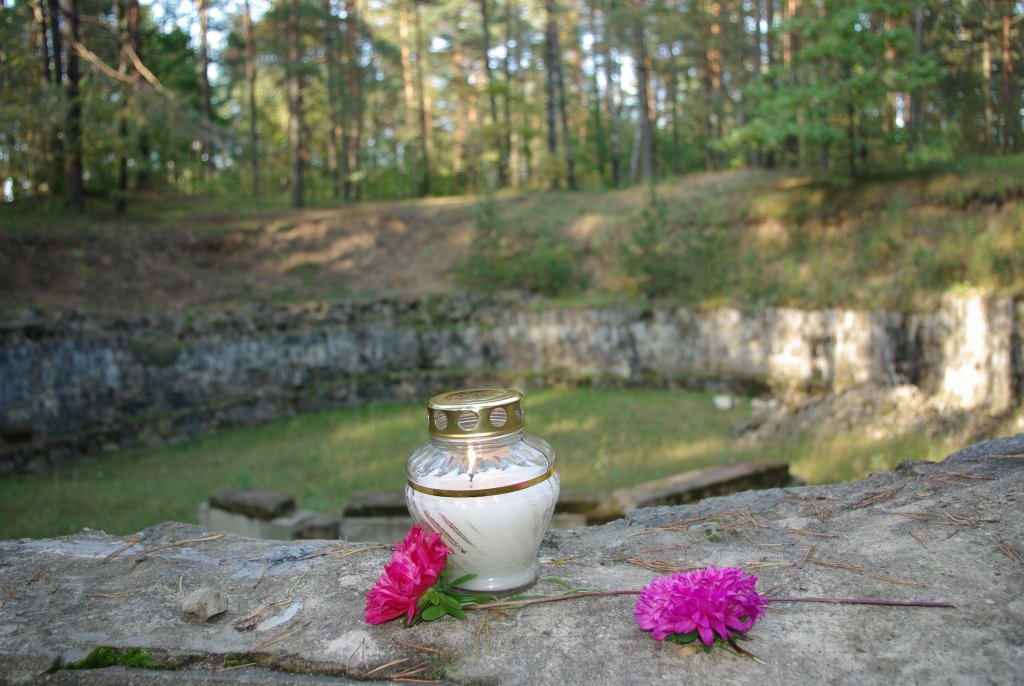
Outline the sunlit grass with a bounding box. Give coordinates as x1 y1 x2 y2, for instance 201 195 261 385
0 388 956 540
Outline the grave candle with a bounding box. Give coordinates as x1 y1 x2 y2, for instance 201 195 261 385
405 389 559 593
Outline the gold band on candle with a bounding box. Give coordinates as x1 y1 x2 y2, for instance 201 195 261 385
407 466 556 498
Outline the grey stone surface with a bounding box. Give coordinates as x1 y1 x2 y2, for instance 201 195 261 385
2 294 1020 471
2 435 1023 685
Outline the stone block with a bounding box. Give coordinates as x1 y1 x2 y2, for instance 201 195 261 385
549 513 587 529
609 460 793 514
343 491 408 518
341 515 414 545
293 511 341 540
270 510 318 540
208 488 295 519
197 502 283 540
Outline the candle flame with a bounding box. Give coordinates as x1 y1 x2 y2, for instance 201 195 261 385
467 445 477 482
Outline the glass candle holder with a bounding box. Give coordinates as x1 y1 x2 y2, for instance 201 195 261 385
405 389 559 593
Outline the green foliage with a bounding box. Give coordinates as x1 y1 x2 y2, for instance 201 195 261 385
412 571 485 624
620 184 730 301
455 194 586 297
736 1 945 176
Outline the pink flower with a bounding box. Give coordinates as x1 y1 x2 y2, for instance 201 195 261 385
365 525 451 625
634 566 768 645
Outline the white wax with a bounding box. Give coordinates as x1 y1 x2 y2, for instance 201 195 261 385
406 463 559 593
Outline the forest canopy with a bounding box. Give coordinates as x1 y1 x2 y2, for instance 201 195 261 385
1 0 1021 210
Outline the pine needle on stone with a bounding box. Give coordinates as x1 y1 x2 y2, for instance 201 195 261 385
785 527 836 538
994 536 1024 566
854 485 904 509
807 558 927 587
132 533 225 558
393 639 451 656
364 657 409 677
101 537 144 563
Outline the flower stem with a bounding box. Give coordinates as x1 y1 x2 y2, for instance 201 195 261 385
463 592 954 612
464 590 640 611
769 597 955 608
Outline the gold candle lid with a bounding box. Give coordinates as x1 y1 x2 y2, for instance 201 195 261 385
426 388 525 440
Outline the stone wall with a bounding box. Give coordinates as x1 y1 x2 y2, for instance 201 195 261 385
2 294 1020 471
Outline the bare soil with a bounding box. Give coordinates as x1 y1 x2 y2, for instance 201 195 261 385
0 197 479 316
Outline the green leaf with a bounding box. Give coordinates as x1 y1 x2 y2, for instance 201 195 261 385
665 632 700 645
447 573 477 588
439 593 463 613
420 605 445 622
544 577 575 591
450 593 497 605
445 605 468 620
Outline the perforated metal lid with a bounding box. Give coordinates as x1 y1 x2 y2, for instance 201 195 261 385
426 388 525 440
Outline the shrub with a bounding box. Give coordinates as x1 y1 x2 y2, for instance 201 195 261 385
454 194 586 297
620 185 731 301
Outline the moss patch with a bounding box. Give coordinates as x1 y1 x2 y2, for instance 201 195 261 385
66 647 168 670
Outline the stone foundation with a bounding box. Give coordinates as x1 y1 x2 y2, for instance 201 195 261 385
2 294 1020 471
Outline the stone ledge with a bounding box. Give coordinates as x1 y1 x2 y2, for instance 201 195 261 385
1 434 1023 685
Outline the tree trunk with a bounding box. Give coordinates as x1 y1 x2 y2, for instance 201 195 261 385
514 1 532 184
1001 1 1016 153
704 0 723 171
668 42 681 175
48 0 65 193
198 0 214 179
243 0 259 196
479 0 507 186
556 27 576 189
542 0 574 189
544 0 559 172
413 0 431 196
784 0 800 165
126 0 150 192
61 0 83 211
30 0 51 82
634 17 654 182
908 3 924 145
287 0 304 208
598 6 621 186
48 0 63 81
452 42 469 184
343 0 362 200
753 0 763 167
116 0 129 214
982 21 993 150
765 0 775 167
586 0 606 182
847 101 857 178
503 0 516 186
323 0 341 198
28 0 51 194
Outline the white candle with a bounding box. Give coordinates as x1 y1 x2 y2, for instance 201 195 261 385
406 444 560 592
405 388 558 593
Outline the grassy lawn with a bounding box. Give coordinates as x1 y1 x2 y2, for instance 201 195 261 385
0 388 955 540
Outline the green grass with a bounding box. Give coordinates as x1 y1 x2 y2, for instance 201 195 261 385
0 388 954 540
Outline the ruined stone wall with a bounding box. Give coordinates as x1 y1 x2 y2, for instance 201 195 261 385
1 294 1020 471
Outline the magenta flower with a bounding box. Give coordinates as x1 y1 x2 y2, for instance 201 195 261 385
365 525 451 625
634 566 768 645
